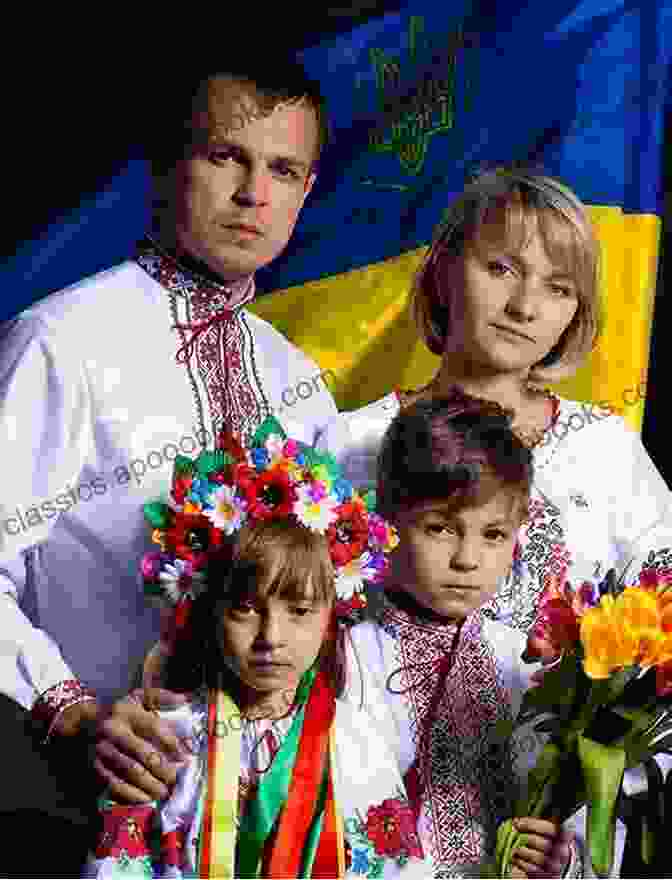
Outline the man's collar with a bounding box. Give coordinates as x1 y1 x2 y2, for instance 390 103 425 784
135 235 256 316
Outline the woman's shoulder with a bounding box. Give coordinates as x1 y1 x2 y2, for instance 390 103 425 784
317 393 400 487
535 392 636 465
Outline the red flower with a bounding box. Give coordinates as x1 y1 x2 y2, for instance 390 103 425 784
640 567 672 591
656 659 672 697
327 501 369 567
164 511 223 565
364 797 423 859
241 466 296 520
172 473 194 506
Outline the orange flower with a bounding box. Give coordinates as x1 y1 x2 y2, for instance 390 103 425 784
580 587 672 679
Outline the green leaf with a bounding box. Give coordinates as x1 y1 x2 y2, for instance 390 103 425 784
250 415 287 447
519 650 581 717
362 489 377 512
494 818 519 878
143 501 172 529
195 449 233 478
514 740 563 817
577 735 626 877
173 454 195 475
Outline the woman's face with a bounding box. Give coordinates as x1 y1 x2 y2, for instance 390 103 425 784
439 215 580 376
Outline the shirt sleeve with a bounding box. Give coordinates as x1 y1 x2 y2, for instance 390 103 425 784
603 416 672 578
0 315 93 708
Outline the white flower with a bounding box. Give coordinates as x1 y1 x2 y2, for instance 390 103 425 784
264 433 285 462
334 552 378 600
203 484 246 534
158 559 203 604
293 484 339 532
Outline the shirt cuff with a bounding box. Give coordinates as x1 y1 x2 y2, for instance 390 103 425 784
31 678 98 744
563 836 583 878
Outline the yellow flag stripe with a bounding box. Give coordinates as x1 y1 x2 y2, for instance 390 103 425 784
251 207 660 432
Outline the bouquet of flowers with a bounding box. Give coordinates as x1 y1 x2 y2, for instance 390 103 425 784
493 565 672 877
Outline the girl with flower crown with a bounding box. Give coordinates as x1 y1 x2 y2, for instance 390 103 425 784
85 419 432 879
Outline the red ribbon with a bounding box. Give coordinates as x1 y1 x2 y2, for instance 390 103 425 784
173 310 233 365
264 670 338 878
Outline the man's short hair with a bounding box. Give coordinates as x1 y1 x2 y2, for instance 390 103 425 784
147 51 329 177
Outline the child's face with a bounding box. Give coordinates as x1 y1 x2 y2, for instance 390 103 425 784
388 487 521 620
218 585 332 697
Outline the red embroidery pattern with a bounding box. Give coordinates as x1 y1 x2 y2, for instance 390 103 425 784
95 804 156 859
364 797 424 859
136 239 270 443
31 678 97 733
381 602 517 876
161 828 187 866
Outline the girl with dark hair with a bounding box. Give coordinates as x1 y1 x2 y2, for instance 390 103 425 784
86 419 431 879
346 393 600 877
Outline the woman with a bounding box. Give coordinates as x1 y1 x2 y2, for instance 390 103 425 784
318 167 672 631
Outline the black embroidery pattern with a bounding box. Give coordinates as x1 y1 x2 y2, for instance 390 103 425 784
381 600 517 876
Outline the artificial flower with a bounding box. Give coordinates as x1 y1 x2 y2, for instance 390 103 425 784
171 473 194 506
187 477 213 506
333 477 353 503
163 511 223 566
293 483 339 532
310 463 333 491
203 484 247 535
243 467 297 521
151 529 167 552
158 558 203 604
141 550 169 581
282 439 299 458
327 501 370 567
334 552 382 597
250 448 270 471
264 433 285 462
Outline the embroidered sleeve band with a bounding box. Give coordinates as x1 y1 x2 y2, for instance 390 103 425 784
31 678 98 743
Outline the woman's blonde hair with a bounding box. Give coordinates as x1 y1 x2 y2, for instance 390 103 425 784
412 168 603 382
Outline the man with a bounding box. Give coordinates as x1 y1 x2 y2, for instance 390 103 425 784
0 54 337 876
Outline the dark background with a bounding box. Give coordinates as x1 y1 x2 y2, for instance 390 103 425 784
3 3 670 481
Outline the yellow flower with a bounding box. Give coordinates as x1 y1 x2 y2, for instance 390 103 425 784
580 587 672 678
151 528 167 551
311 464 333 490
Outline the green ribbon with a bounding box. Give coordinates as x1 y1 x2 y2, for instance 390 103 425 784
235 665 318 878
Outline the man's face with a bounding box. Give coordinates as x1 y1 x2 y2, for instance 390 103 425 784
164 76 318 281
388 486 522 621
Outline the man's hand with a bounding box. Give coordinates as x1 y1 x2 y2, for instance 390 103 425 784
93 688 193 803
51 698 101 738
509 817 572 878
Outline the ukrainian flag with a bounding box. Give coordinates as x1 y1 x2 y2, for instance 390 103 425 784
252 1 670 432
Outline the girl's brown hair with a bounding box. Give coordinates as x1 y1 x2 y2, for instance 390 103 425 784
163 518 346 699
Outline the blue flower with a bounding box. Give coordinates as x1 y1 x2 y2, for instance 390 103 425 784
295 452 306 465
251 448 270 470
333 478 353 502
351 848 370 874
188 478 213 506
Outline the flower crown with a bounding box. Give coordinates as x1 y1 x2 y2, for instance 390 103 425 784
140 416 398 622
